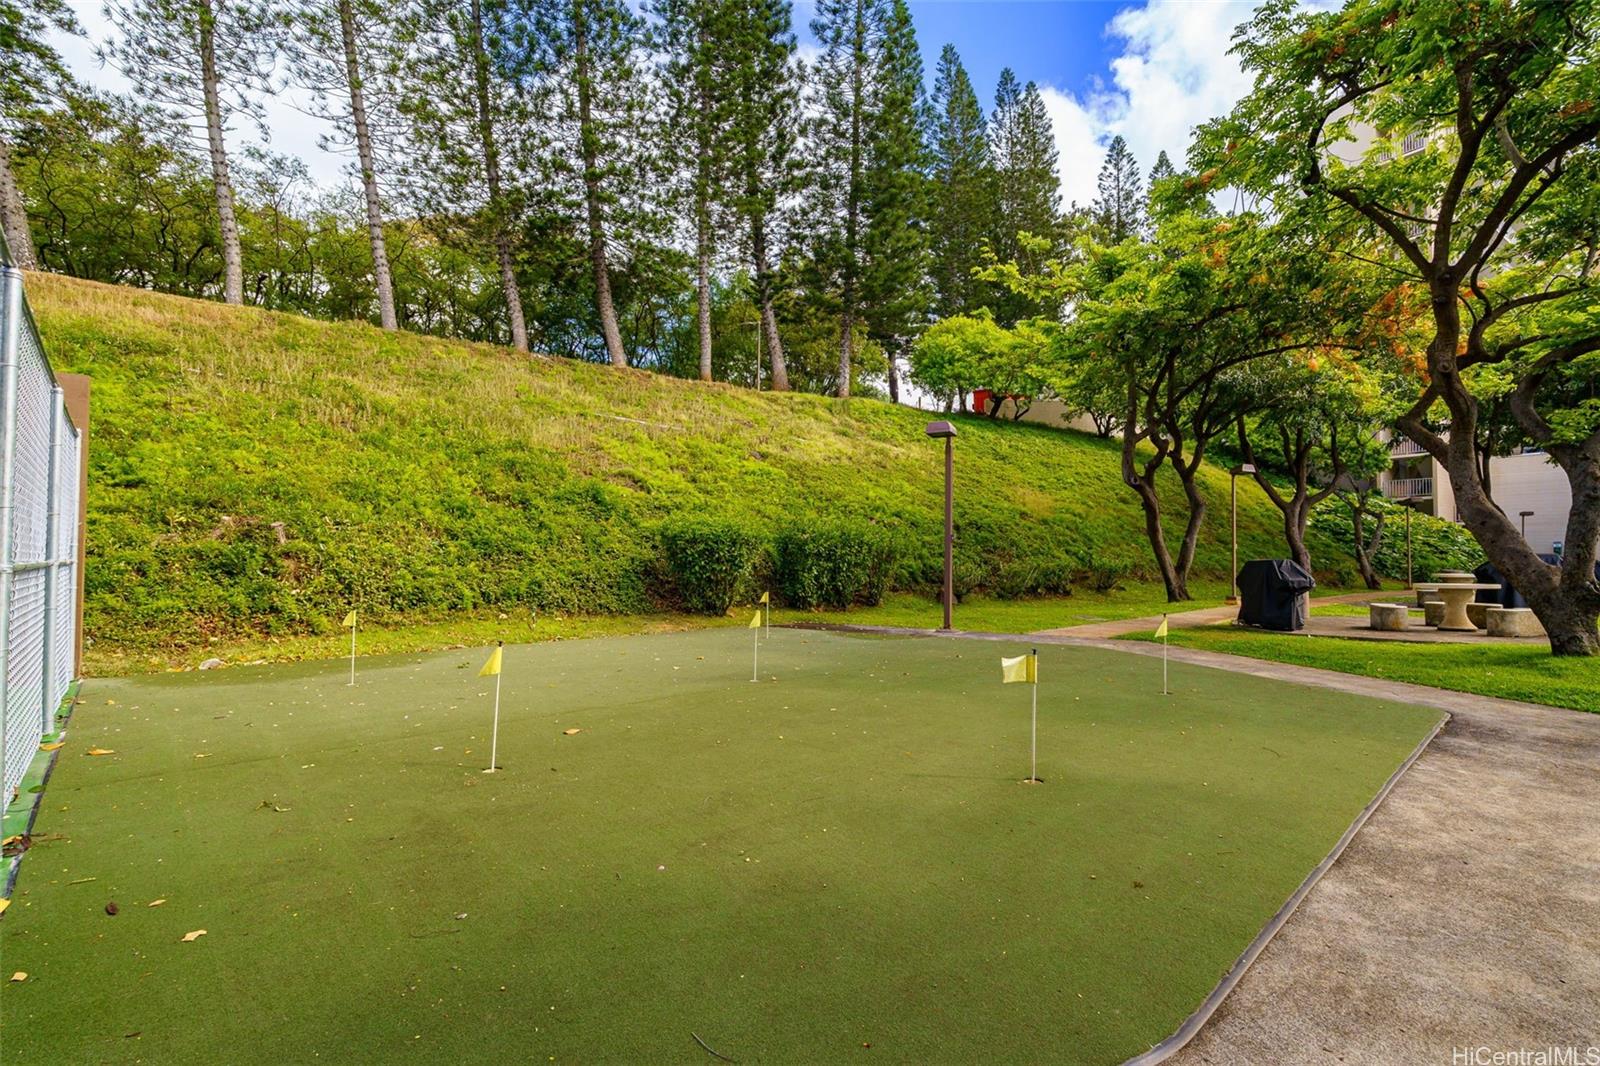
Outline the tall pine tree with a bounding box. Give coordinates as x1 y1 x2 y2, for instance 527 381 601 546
988 71 1059 324
1092 134 1142 243
398 0 537 351
103 0 277 305
926 44 991 320
1 0 80 267
859 0 928 402
725 0 800 391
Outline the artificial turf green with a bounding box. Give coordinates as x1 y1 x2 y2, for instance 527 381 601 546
0 630 1441 1064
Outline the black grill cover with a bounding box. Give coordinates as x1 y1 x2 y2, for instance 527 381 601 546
1236 559 1315 631
1476 555 1595 608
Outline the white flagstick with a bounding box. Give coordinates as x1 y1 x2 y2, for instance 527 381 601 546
348 617 356 686
1162 616 1169 696
488 670 501 773
752 626 759 682
1030 656 1038 783
764 599 770 639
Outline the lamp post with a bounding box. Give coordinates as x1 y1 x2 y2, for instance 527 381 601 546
1227 464 1255 605
925 421 957 630
1519 510 1534 539
1401 495 1418 589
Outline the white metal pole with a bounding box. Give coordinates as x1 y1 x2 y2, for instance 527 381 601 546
1162 631 1169 696
348 618 356 686
489 672 501 772
1030 679 1038 782
764 600 769 639
752 628 759 682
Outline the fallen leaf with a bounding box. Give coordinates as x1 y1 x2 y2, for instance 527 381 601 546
256 800 290 813
148 899 167 907
194 753 211 759
562 728 581 736
39 742 65 752
181 929 207 942
9 972 25 983
85 748 116 757
0 899 10 915
67 877 96 885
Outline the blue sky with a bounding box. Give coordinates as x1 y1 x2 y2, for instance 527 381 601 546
795 1 1128 108
53 0 1263 207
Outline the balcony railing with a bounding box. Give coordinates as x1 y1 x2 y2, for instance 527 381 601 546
1385 477 1433 500
1401 131 1427 156
1389 437 1427 457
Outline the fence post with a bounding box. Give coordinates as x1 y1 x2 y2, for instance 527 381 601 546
40 385 62 731
0 266 23 800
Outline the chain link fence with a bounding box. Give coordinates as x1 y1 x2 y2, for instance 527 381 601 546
2 239 82 807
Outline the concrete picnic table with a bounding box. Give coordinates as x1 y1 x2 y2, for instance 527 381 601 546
1422 582 1504 631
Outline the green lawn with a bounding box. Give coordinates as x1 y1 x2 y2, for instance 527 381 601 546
3 629 1440 1063
1131 628 1599 713
85 581 1245 678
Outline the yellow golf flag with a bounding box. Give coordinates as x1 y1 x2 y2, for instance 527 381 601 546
478 645 503 677
1001 653 1037 684
1154 616 1168 639
759 591 770 604
748 611 762 629
342 610 356 628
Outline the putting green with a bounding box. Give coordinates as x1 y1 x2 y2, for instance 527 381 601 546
0 630 1440 1064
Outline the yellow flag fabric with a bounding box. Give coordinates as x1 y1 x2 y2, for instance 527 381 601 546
1154 616 1168 639
748 611 762 629
759 591 770 604
342 610 356 628
1001 653 1037 685
478 646 503 677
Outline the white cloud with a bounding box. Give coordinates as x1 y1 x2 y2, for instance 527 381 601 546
1038 0 1259 208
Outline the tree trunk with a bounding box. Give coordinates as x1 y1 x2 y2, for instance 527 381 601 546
0 137 37 269
198 1 244 305
1414 279 1599 655
837 10 864 400
1351 503 1385 590
695 232 712 381
749 210 788 391
1173 461 1208 591
573 3 627 368
1122 432 1188 602
469 0 527 351
886 351 900 403
339 0 397 330
837 306 854 398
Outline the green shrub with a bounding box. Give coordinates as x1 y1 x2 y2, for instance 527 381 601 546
774 521 899 609
657 517 765 615
1310 498 1483 581
1077 549 1134 593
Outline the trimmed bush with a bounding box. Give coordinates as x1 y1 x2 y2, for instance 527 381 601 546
774 521 899 609
658 517 765 615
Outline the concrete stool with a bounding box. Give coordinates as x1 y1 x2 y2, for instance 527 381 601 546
1423 600 1446 627
1465 602 1491 629
1369 603 1409 631
1414 588 1437 607
1487 607 1543 638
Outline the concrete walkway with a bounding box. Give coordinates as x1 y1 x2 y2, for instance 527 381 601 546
1039 591 1379 640
787 623 1600 1062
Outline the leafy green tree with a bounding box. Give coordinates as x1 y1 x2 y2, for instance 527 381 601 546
102 0 277 305
988 71 1059 325
908 312 1043 419
397 0 536 351
282 0 404 328
926 44 992 319
1091 134 1142 244
1197 0 1600 654
1 0 80 266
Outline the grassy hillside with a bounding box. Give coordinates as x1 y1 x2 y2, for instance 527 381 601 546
32 274 1348 654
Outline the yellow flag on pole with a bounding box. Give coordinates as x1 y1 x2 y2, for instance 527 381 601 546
1154 616 1168 639
1001 652 1037 684
478 645 503 677
759 591 770 604
748 611 762 629
342 610 356 628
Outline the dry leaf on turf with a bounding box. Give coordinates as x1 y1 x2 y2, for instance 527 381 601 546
148 899 167 907
9 972 25 982
85 748 116 757
39 742 64 752
0 899 10 915
562 728 581 736
181 930 206 942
